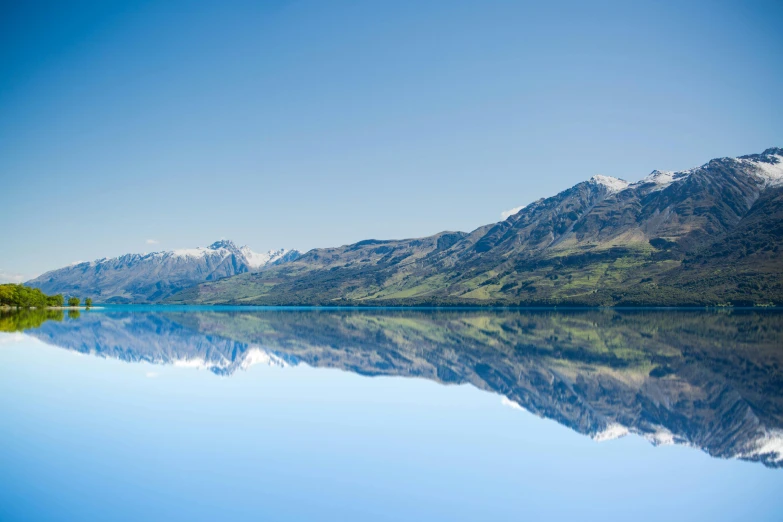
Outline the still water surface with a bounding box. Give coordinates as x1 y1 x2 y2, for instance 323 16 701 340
1 307 782 521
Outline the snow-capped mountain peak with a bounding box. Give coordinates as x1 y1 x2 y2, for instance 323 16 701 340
26 239 301 303
635 168 695 191
208 239 239 250
239 246 295 269
161 240 296 269
737 150 783 187
590 175 630 193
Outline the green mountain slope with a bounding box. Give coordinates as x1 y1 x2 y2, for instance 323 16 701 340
166 148 783 306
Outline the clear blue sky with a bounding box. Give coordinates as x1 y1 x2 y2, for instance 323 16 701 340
1 0 781 280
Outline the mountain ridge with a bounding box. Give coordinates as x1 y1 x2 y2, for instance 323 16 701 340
167 147 783 306
26 240 300 303
25 147 782 306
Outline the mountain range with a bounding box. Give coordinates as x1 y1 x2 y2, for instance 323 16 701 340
167 147 783 306
26 240 299 303
26 147 783 306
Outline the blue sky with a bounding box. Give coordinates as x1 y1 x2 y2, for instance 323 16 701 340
1 0 781 280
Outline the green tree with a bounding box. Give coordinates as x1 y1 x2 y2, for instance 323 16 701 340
84 297 93 308
0 284 63 308
0 285 13 306
68 297 80 307
47 294 65 307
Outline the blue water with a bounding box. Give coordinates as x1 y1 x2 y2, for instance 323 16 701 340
1 308 782 521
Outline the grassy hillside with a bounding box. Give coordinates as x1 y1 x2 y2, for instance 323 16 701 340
163 149 782 306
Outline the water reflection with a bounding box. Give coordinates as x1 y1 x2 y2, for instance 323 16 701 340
5 307 783 468
0 308 64 331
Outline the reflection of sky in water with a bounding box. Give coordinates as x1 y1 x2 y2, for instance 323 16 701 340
1 311 782 521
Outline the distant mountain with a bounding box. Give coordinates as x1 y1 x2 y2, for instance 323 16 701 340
26 240 300 303
168 147 783 306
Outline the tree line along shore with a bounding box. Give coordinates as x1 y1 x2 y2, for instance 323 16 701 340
0 283 92 309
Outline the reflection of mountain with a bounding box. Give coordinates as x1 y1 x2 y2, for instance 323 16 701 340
20 309 783 468
29 312 290 375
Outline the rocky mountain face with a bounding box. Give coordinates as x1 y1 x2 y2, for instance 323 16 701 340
168 148 783 305
15 308 783 467
26 240 299 303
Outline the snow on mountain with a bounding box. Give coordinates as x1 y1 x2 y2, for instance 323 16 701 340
590 175 629 193
591 423 630 442
26 239 300 303
593 166 695 194
239 347 289 370
169 247 213 259
738 153 783 187
104 239 295 272
741 429 783 464
171 345 288 373
239 246 294 269
636 168 694 191
502 149 782 217
163 240 292 268
632 149 783 192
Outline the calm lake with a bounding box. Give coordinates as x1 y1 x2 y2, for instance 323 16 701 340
1 307 782 521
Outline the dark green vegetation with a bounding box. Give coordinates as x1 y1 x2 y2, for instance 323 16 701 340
85 298 93 308
21 308 783 467
67 297 80 307
167 149 783 306
0 283 64 308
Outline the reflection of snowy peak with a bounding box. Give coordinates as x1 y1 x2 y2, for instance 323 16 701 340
29 313 294 376
172 346 289 373
26 240 300 303
587 418 783 466
22 308 783 468
738 430 783 465
590 423 629 442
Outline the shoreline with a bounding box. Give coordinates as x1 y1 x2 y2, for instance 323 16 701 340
150 301 782 309
46 306 104 310
3 303 782 311
1 306 104 311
